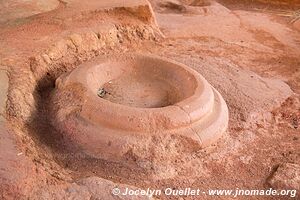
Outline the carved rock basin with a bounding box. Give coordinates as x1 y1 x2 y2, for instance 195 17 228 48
53 54 229 169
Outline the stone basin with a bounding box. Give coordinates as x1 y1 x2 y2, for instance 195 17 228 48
53 54 229 166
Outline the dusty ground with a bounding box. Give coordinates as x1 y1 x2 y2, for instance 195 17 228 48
0 0 299 199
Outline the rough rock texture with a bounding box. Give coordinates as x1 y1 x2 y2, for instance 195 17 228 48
32 177 152 200
268 163 300 191
0 68 39 199
153 1 300 52
2 0 160 123
154 2 254 42
60 0 160 30
0 123 39 200
0 67 8 121
0 0 59 23
294 19 300 32
145 40 294 124
167 55 293 124
218 0 300 8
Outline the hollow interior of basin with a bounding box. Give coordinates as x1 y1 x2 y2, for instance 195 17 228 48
101 72 182 108
87 58 198 108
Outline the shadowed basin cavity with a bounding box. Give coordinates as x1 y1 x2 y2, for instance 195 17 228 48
92 57 197 108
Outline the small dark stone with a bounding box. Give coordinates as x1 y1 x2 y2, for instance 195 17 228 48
97 88 107 98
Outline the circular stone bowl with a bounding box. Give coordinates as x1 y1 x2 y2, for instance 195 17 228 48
52 54 228 168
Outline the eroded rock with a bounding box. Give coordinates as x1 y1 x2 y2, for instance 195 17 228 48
268 163 300 191
0 0 59 24
0 68 8 121
294 19 300 32
32 176 153 200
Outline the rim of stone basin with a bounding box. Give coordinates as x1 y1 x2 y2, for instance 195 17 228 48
54 54 229 162
56 54 218 132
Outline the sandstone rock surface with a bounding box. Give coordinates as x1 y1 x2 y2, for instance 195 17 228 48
269 163 300 191
32 176 153 200
0 0 59 23
0 68 8 121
